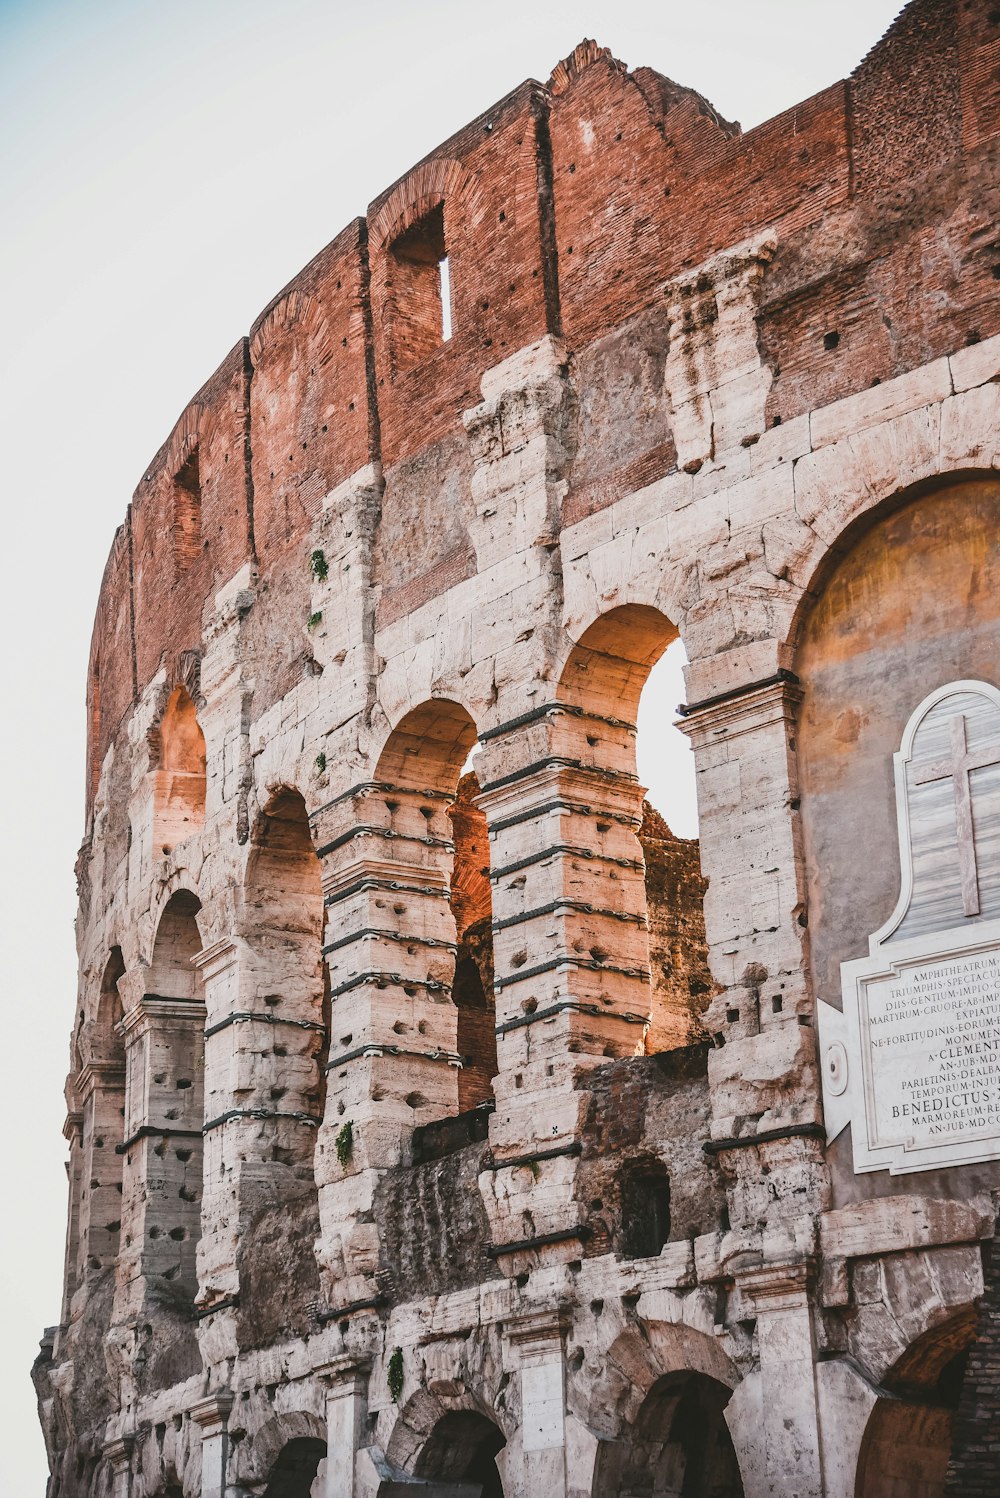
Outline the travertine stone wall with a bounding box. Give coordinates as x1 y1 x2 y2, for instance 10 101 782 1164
36 4 1000 1496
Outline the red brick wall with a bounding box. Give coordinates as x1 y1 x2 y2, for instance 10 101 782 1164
130 343 251 694
249 220 377 574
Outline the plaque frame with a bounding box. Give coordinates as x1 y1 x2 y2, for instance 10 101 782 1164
819 680 1000 1176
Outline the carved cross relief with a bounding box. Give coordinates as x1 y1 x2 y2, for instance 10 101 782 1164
913 711 1000 917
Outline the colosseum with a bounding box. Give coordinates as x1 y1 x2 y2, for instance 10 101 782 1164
34 2 1000 1494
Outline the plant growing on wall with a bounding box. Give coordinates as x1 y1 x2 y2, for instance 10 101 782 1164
314 752 327 774
335 1120 353 1168
387 1348 404 1403
310 549 329 582
306 611 322 631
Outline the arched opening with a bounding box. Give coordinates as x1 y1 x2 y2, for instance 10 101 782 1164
121 890 205 1306
855 1313 975 1498
243 786 327 1157
560 606 713 1053
152 685 206 854
261 1436 327 1498
326 697 496 1132
413 1410 506 1497
77 948 127 1277
592 1371 743 1498
448 772 497 1112
796 478 1000 1024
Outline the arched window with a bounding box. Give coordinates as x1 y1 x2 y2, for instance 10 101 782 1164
242 787 326 1160
560 605 713 1053
152 686 206 854
120 891 205 1309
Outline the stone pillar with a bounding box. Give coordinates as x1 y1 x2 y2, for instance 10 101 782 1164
114 994 206 1318
194 937 325 1336
191 1391 234 1498
508 1311 570 1497
316 1355 372 1498
735 1260 823 1498
312 781 462 1303
58 1106 83 1330
677 667 829 1225
476 710 650 1254
75 1057 127 1281
104 1434 134 1498
679 660 829 1495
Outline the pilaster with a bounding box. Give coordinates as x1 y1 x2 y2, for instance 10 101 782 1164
316 1354 372 1498
191 1390 234 1498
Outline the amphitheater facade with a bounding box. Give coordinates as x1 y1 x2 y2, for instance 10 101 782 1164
35 3 1000 1494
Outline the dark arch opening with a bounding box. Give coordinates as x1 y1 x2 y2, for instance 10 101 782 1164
855 1312 976 1498
414 1410 506 1497
592 1371 743 1498
262 1437 327 1498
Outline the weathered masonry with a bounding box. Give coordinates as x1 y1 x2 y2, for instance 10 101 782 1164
35 3 1000 1494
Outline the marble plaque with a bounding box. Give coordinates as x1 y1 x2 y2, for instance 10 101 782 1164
820 681 1000 1175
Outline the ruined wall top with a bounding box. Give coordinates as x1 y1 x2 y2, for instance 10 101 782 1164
85 0 1000 813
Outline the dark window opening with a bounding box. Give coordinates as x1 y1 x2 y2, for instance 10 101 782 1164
620 1160 671 1259
172 446 201 571
387 201 451 372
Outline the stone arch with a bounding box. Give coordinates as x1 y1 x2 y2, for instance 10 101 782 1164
559 603 680 723
123 889 206 1305
793 474 1000 1025
232 1410 327 1495
150 685 206 855
558 604 713 1052
855 1311 976 1498
784 456 1000 660
242 784 327 1136
384 1385 510 1493
583 1321 744 1498
362 697 496 1122
374 696 479 794
592 1370 743 1498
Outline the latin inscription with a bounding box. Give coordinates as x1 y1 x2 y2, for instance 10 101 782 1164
864 949 1000 1154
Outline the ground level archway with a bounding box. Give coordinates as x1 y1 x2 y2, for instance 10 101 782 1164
592 1370 744 1498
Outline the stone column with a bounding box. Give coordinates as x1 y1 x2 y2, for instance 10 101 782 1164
114 994 206 1319
58 1106 83 1330
677 666 828 1227
508 1310 570 1498
191 1391 234 1498
194 937 325 1348
104 1434 134 1498
476 710 650 1254
312 781 462 1304
75 1057 127 1281
316 1355 372 1498
679 656 828 1498
734 1260 823 1498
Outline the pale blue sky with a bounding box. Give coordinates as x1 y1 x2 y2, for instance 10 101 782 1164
0 2 905 1488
